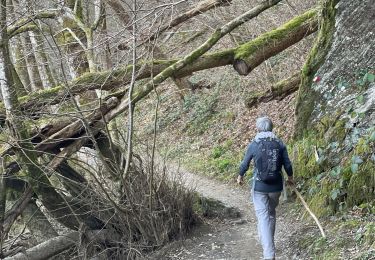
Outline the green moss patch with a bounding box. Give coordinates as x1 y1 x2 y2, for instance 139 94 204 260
234 9 317 61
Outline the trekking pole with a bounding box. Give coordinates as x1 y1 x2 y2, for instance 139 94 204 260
290 185 326 238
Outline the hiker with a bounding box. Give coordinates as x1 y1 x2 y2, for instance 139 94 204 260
237 116 294 260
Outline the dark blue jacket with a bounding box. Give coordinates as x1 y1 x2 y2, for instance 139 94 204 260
239 137 293 192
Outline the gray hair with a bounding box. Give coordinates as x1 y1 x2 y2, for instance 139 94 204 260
256 117 273 132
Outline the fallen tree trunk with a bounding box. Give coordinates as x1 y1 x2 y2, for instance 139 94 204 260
233 9 318 75
105 9 317 123
4 232 78 260
0 7 318 120
4 226 133 260
34 97 119 152
245 72 301 108
1 97 119 157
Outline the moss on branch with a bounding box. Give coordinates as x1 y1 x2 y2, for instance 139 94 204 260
233 8 318 75
0 8 317 119
235 9 317 60
7 11 57 38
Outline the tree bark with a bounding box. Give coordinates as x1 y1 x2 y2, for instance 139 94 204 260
294 0 339 136
29 31 50 89
12 0 43 92
34 97 118 153
18 33 43 91
11 37 32 93
95 131 125 178
29 30 57 87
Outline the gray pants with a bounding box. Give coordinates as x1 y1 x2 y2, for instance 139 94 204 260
252 191 281 259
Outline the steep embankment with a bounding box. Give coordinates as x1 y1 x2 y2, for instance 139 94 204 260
292 0 375 258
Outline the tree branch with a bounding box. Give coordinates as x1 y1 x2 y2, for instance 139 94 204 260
92 2 105 31
233 8 318 75
7 10 58 38
0 8 318 120
117 0 233 49
2 186 34 236
60 27 87 50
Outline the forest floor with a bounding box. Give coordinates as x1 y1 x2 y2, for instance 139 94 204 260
148 163 298 260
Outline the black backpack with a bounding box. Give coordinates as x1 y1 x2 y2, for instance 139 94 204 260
254 138 282 184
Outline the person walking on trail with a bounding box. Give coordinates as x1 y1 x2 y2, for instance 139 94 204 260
237 116 294 260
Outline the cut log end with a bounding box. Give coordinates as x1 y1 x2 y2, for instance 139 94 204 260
233 59 250 75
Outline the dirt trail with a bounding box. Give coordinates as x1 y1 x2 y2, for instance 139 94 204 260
150 164 291 260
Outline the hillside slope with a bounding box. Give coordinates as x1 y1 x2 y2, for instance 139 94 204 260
135 0 374 258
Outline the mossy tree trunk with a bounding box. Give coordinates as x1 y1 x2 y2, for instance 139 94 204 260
233 8 318 75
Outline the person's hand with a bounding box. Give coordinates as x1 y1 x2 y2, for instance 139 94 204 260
286 176 294 186
237 175 244 185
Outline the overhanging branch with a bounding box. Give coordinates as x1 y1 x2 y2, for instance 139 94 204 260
7 10 58 38
0 8 318 120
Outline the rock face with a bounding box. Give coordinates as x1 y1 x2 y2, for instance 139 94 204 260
293 0 375 216
309 0 375 131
